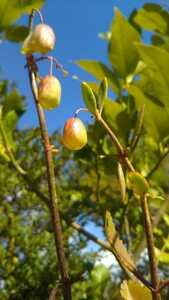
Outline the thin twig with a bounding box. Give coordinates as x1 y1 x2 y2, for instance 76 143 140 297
95 153 101 202
141 193 160 300
95 110 135 172
70 221 112 252
130 105 145 153
32 55 67 76
146 149 169 179
0 121 26 176
156 279 169 293
124 216 131 251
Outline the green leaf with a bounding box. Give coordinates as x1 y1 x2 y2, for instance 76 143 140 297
102 136 110 155
81 82 97 114
127 172 149 196
2 111 18 150
85 82 99 94
135 44 169 115
98 77 108 112
134 4 168 34
125 60 146 85
76 60 120 93
0 85 26 152
5 25 29 42
103 99 132 143
127 84 169 141
156 248 169 263
3 88 26 117
163 214 169 226
120 280 152 300
151 34 169 53
0 0 44 31
108 8 140 78
105 211 135 270
128 9 142 35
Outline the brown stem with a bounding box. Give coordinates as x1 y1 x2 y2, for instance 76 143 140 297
48 287 60 300
124 216 131 251
95 110 135 172
134 198 169 262
156 279 169 293
95 153 101 202
141 193 160 300
26 58 71 299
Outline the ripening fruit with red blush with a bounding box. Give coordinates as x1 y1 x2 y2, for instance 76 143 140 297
21 23 55 54
38 75 61 110
63 118 87 150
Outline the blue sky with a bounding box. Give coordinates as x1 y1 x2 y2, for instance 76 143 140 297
0 0 161 133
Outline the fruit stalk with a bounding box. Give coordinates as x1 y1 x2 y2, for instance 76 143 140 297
141 193 160 300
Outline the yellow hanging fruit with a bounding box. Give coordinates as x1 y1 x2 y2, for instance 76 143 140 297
62 118 87 150
21 23 55 54
38 75 61 110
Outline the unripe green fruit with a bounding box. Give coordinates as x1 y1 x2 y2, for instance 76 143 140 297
63 118 87 150
12 256 19 265
38 75 61 110
21 23 55 54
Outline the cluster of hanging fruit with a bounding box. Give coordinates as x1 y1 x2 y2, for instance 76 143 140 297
21 13 87 150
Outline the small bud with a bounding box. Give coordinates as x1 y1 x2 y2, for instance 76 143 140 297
21 24 55 54
117 162 126 205
63 118 87 150
38 75 61 110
